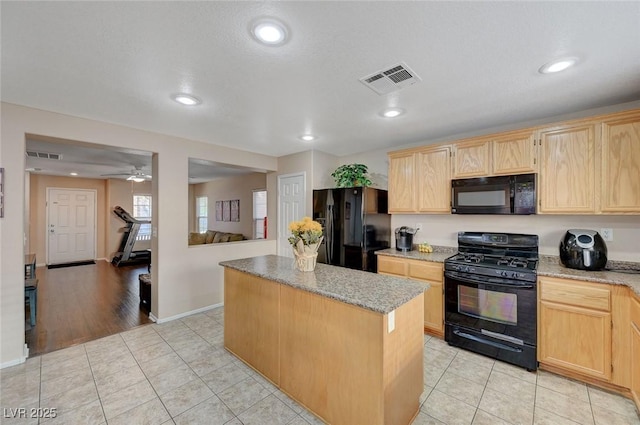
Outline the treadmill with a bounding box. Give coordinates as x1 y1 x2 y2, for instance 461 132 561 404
112 206 151 267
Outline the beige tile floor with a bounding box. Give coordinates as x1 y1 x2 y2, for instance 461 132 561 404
1 306 639 425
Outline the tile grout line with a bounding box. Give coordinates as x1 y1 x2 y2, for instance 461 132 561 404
469 359 496 425
122 326 178 423
176 313 300 424
157 317 223 423
86 338 115 425
172 316 242 419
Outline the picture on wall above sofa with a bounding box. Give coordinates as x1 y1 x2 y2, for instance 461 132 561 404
217 199 239 222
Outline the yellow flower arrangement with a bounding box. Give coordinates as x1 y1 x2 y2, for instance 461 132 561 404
289 217 323 271
288 217 323 246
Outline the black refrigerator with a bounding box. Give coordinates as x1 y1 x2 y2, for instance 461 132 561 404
312 187 391 273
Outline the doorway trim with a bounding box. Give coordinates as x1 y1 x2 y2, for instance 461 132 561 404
45 187 98 265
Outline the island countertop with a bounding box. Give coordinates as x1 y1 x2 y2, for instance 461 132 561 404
219 254 426 314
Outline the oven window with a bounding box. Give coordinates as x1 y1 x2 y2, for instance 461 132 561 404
458 285 517 325
458 190 506 207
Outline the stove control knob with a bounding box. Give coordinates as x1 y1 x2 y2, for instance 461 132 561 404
501 271 508 277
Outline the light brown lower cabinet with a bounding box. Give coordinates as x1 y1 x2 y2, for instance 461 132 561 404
631 292 640 411
224 267 425 425
378 255 444 337
538 277 612 381
538 275 639 401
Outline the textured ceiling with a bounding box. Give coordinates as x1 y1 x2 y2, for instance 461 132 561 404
3 1 640 160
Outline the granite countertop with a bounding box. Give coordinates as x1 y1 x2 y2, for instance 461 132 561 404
375 246 456 263
377 247 640 296
538 256 640 296
219 255 426 314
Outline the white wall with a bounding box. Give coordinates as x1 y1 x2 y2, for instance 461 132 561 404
311 150 338 189
392 214 640 262
0 103 278 367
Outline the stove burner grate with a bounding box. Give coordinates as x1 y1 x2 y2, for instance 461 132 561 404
462 254 484 263
497 257 530 268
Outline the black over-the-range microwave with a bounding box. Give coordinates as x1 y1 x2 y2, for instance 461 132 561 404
451 173 536 215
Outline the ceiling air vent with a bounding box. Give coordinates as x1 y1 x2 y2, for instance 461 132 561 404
26 151 62 160
359 62 421 95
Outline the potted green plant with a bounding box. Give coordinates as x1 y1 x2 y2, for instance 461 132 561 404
331 163 372 188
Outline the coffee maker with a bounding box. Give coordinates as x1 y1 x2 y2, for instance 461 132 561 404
395 227 417 252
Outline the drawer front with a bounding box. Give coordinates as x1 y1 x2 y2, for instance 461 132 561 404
632 292 640 327
377 256 408 277
408 261 443 282
539 277 611 311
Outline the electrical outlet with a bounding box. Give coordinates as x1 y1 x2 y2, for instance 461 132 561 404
416 223 423 231
600 228 613 241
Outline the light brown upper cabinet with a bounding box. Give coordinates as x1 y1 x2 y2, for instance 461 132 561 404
388 145 452 214
417 146 451 212
452 131 537 178
538 122 597 214
452 138 491 178
388 151 416 212
600 110 640 213
492 130 537 175
387 108 639 215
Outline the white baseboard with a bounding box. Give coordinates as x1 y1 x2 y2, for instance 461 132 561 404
148 312 158 323
1 356 26 370
153 302 224 324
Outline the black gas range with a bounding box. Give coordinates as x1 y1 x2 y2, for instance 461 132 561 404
444 232 539 371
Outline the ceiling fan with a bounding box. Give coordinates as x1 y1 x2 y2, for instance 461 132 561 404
101 166 152 182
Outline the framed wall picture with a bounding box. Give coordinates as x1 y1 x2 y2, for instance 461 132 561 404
223 200 230 222
215 201 223 221
230 199 240 222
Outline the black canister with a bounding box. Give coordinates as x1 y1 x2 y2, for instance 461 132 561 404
395 226 417 252
559 229 608 271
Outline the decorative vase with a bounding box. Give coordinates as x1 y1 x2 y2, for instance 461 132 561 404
293 250 318 272
303 242 320 255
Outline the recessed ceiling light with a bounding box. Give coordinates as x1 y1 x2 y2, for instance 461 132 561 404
299 134 316 142
172 93 201 106
539 57 579 74
70 172 78 176
381 108 405 118
251 18 288 46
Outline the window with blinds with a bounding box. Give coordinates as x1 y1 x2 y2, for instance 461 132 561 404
196 196 208 233
253 190 267 239
133 194 152 241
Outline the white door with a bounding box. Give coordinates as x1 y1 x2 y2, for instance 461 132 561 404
47 188 96 265
278 173 305 257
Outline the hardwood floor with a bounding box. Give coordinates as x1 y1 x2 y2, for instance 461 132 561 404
25 260 152 356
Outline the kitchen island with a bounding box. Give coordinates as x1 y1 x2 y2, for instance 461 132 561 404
220 255 426 425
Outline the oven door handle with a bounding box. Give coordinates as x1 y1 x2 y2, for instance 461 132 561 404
444 271 534 289
453 329 523 353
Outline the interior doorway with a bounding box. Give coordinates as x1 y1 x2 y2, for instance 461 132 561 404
25 136 156 356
